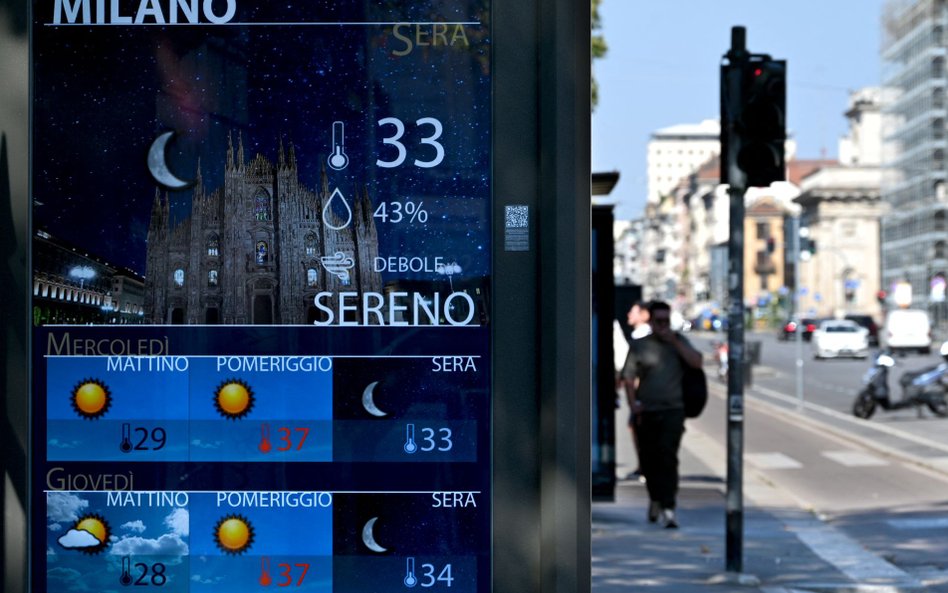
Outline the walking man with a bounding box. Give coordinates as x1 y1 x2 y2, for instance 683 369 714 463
620 300 702 528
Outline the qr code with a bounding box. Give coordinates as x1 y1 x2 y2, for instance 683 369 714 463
505 205 529 228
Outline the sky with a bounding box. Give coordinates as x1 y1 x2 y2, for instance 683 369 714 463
592 0 888 220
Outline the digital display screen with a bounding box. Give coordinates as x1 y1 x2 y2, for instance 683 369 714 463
31 2 491 591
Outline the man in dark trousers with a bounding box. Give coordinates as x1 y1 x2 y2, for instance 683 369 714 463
620 300 702 528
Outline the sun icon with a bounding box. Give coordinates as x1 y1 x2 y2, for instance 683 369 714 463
74 513 110 554
70 379 112 419
214 514 254 555
214 379 255 420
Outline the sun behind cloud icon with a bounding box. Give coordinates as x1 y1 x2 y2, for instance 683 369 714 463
70 379 112 419
214 515 254 554
214 379 255 419
58 513 110 554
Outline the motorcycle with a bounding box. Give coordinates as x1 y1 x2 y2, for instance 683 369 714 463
852 340 948 419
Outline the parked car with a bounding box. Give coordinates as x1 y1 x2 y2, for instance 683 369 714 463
844 314 879 346
812 319 869 359
778 317 818 342
883 309 932 354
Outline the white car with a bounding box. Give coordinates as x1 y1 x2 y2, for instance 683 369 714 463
812 319 869 359
883 309 932 355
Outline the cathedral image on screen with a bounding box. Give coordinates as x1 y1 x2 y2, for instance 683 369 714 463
144 133 382 325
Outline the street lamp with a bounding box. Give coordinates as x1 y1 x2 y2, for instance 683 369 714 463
68 265 96 304
69 265 96 287
436 262 462 292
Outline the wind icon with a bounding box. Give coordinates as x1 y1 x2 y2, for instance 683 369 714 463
320 251 355 284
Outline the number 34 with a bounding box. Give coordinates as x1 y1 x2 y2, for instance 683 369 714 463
376 117 445 169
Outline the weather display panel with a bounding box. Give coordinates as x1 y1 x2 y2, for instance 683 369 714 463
30 2 492 592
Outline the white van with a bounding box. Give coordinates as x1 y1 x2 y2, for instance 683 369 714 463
883 309 932 354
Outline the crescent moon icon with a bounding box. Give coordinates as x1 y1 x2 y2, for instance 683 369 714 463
362 517 387 553
147 131 193 189
362 381 387 417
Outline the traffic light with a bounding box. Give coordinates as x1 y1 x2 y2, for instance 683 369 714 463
737 57 786 187
801 237 816 257
766 236 775 253
876 290 887 305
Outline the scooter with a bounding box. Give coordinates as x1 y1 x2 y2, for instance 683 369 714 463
852 340 948 419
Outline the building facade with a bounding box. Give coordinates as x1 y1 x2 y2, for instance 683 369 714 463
795 88 888 318
145 134 382 325
881 0 948 319
613 218 645 287
646 119 721 207
32 230 145 325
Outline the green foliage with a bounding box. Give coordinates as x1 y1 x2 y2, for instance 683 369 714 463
591 0 607 111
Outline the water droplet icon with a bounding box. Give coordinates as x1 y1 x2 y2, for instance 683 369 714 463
323 188 352 230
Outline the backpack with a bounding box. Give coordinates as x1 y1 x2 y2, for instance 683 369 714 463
681 364 708 418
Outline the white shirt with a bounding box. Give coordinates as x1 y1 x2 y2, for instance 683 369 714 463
631 323 651 340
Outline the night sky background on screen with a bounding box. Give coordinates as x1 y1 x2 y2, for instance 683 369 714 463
32 1 490 277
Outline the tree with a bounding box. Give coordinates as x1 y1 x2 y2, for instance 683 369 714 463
591 0 607 111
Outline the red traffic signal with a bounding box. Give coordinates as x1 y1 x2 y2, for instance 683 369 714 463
737 57 786 187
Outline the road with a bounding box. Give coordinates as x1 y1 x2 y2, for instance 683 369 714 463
690 330 948 453
614 330 948 589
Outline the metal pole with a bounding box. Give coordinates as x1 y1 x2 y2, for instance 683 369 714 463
793 217 804 410
724 26 747 575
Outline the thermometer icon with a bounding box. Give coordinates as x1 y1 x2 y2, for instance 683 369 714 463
404 423 418 454
120 423 132 453
120 555 132 586
404 557 418 587
327 121 349 170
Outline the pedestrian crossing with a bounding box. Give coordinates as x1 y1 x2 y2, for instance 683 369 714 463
745 452 803 469
746 449 889 470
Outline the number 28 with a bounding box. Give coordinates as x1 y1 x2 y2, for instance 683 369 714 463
376 117 445 169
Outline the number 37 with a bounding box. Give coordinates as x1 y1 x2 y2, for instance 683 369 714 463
376 117 444 169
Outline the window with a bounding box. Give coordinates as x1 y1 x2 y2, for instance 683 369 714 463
756 222 769 239
254 191 271 221
307 268 318 287
255 241 268 264
305 233 317 256
173 269 185 287
207 234 219 256
756 250 770 268
208 270 218 286
936 240 947 259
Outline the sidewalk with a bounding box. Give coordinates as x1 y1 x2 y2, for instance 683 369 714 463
593 468 927 593
594 377 929 593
